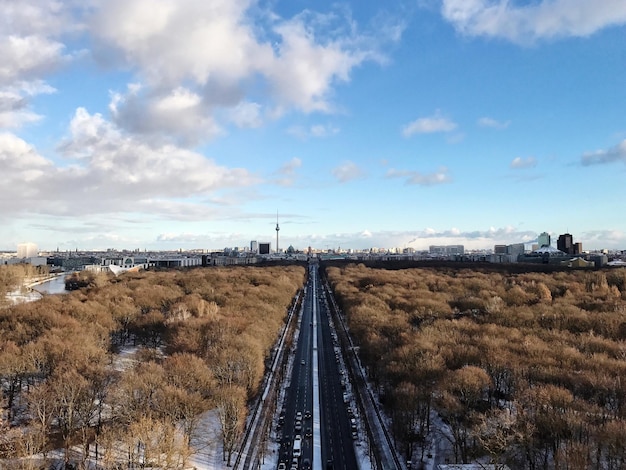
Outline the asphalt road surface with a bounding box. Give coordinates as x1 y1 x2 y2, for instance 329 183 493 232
277 264 358 470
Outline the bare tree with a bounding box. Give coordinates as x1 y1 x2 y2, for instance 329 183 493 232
216 385 247 466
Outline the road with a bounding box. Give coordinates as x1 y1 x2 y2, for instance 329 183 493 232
277 263 358 470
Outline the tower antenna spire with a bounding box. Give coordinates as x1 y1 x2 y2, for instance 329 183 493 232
275 210 280 254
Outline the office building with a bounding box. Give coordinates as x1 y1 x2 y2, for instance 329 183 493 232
538 232 551 247
557 233 574 255
17 243 38 258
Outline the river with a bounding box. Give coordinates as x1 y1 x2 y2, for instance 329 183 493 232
32 274 69 295
4 274 70 304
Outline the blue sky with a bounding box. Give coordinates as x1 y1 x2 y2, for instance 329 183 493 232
1 0 625 252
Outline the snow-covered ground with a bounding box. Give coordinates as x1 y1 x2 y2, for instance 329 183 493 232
4 274 67 305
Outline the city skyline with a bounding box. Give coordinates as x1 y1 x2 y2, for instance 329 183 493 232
2 1 625 252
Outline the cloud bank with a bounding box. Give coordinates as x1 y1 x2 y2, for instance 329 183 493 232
440 0 626 43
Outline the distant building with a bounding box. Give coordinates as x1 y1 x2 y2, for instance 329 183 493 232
538 232 551 247
17 243 38 258
507 243 525 257
563 257 594 268
519 245 568 264
250 240 258 253
491 243 525 263
258 242 271 255
574 242 583 255
557 233 574 255
588 253 608 267
429 245 465 256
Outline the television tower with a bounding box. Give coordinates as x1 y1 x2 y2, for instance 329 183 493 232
275 211 280 253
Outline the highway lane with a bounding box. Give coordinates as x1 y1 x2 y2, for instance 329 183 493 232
278 263 358 470
315 266 358 470
278 268 315 468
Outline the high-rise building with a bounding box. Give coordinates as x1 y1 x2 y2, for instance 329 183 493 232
17 243 38 258
250 240 258 253
557 233 574 255
538 232 551 247
259 242 271 255
275 212 280 253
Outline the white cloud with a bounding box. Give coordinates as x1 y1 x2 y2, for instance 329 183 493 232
0 3 78 132
386 167 451 185
274 157 302 187
266 14 375 113
0 35 67 86
332 161 365 183
580 229 626 249
0 2 81 86
288 123 340 139
0 110 258 219
440 0 626 43
228 102 263 129
88 0 382 142
284 226 541 251
0 90 43 128
405 226 539 249
510 156 537 169
0 132 53 185
402 111 457 136
581 139 626 166
109 85 222 145
478 116 510 129
310 124 340 138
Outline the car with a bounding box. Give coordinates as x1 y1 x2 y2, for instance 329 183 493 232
295 411 302 421
304 410 311 420
294 421 302 431
305 427 312 438
278 463 286 470
301 458 311 470
301 359 305 365
294 434 302 443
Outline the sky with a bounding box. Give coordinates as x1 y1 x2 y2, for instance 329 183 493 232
1 0 625 253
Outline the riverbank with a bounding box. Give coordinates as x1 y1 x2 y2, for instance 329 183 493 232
4 273 68 304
